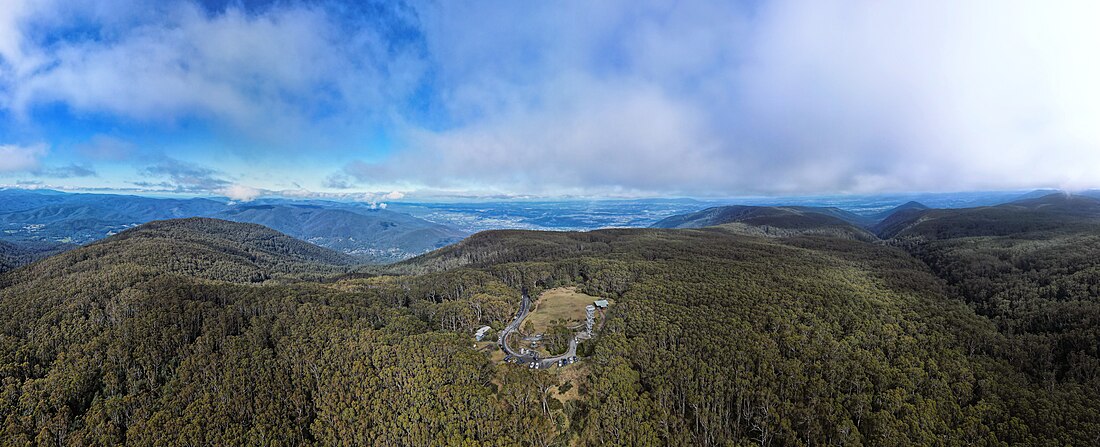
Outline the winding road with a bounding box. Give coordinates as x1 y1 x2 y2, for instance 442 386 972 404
499 290 578 368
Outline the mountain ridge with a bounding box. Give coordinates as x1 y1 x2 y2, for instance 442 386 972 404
5 217 354 284
876 193 1100 239
0 189 466 263
649 205 877 240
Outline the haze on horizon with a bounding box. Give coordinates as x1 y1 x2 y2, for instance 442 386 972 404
1 0 1098 202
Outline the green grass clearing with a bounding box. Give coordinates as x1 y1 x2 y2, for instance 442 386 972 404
526 287 609 334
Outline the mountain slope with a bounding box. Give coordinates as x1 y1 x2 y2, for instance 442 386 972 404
786 205 877 227
869 200 929 221
6 218 355 284
870 202 931 237
877 194 1100 438
878 193 1100 239
0 221 506 445
0 239 76 273
214 205 467 262
650 205 876 240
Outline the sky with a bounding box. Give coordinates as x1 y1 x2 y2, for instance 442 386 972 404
1 0 1099 201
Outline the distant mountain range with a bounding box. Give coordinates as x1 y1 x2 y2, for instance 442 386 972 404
648 192 1100 242
213 204 465 262
3 187 1098 269
0 189 467 264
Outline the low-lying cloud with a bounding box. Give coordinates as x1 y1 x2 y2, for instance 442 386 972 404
219 184 262 202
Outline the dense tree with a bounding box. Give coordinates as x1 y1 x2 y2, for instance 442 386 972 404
2 212 1099 445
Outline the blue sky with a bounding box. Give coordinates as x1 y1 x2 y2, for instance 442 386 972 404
2 0 1099 201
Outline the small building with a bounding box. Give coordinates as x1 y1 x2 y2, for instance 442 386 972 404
593 300 609 309
475 326 492 341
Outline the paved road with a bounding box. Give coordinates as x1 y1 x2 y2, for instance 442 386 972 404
538 337 577 367
499 291 578 368
499 292 534 361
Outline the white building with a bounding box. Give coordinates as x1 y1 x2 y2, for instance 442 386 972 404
475 326 492 341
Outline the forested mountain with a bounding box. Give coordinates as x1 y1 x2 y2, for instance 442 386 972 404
876 193 1100 443
0 218 519 445
785 205 876 227
877 193 1100 239
214 204 466 263
868 200 929 221
870 203 930 238
4 218 355 285
3 202 1100 445
649 205 876 240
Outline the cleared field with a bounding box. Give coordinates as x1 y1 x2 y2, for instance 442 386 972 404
526 287 606 333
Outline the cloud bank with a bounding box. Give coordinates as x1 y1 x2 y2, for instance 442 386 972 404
362 0 1100 196
1 0 1099 197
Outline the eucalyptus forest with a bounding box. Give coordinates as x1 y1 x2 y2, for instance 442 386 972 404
2 194 1099 446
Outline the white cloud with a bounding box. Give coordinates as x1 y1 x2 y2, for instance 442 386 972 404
347 76 727 196
0 143 47 172
0 0 31 66
6 1 1100 196
723 0 1100 194
350 0 1100 196
219 184 262 202
4 1 415 143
